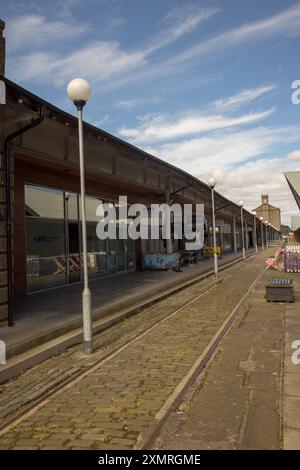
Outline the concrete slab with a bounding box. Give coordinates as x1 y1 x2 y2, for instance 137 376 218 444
284 372 300 396
284 354 300 374
283 396 300 430
154 262 285 450
283 274 300 448
284 427 300 450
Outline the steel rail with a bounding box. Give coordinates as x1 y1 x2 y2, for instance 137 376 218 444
135 265 268 449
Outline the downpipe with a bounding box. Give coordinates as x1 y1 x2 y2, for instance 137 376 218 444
4 107 44 326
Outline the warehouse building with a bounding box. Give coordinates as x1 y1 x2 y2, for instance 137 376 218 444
0 20 279 327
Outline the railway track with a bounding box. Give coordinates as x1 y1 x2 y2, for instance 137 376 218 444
135 267 267 449
0 250 269 448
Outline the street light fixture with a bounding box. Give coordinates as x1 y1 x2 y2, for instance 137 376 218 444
238 201 245 259
265 220 269 248
208 177 218 277
67 78 93 355
260 216 264 249
252 210 258 253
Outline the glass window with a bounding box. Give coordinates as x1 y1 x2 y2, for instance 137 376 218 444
222 223 232 251
65 192 79 222
81 196 108 278
116 239 125 271
107 237 116 274
79 195 102 222
25 186 135 292
126 239 135 270
25 185 66 292
25 185 64 219
66 193 81 283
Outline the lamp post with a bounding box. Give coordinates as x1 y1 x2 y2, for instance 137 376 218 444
67 78 93 355
208 177 218 277
252 210 258 253
269 222 272 245
260 216 264 249
265 220 268 248
239 201 245 259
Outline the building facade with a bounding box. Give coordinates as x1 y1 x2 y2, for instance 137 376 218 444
0 20 280 326
254 195 281 230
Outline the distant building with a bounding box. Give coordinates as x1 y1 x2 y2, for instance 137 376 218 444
253 195 281 230
280 224 291 236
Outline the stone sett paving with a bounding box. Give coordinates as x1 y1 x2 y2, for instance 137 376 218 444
155 266 286 450
0 250 274 449
0 274 217 422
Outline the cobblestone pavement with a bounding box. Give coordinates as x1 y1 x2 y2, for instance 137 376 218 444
0 249 275 449
154 265 286 450
0 274 217 422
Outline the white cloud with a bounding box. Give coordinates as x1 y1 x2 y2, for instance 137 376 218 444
288 150 300 160
168 3 300 66
119 108 275 144
143 125 300 171
145 7 219 54
7 4 216 86
139 125 300 224
113 96 162 110
52 0 83 18
103 4 300 91
92 114 111 127
6 14 87 51
8 41 147 84
7 3 300 93
209 158 300 225
113 99 139 110
213 85 277 111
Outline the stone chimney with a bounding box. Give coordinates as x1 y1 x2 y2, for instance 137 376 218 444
0 20 5 76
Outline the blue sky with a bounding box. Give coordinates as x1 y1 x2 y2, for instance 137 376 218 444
2 0 300 224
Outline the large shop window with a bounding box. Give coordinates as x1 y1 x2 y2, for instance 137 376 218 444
222 223 232 251
25 184 135 293
25 185 66 292
84 196 108 279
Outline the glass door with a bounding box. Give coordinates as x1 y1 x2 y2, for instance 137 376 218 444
65 192 81 283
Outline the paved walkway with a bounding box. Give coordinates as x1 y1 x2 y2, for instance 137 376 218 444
283 277 300 449
1 249 255 356
0 249 272 449
155 265 300 449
